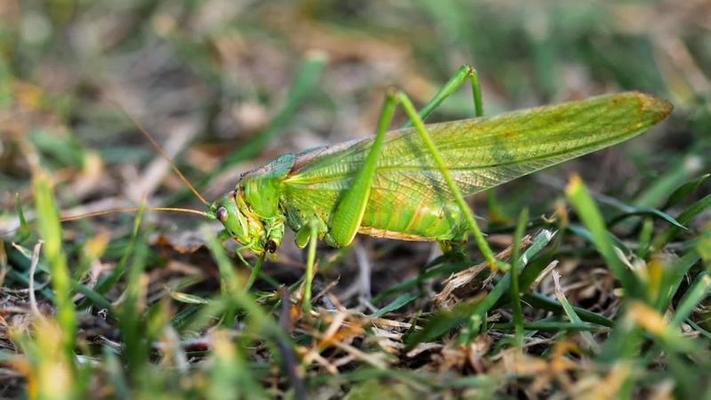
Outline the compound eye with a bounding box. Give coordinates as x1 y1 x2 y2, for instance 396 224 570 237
216 207 228 223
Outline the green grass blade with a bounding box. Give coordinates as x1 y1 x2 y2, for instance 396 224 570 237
698 227 711 267
656 250 701 311
14 193 31 240
606 207 686 230
521 293 614 327
566 224 630 255
634 155 704 208
670 272 710 327
626 302 700 354
32 172 77 358
662 173 710 210
637 217 655 258
510 208 528 347
566 175 641 298
404 296 486 347
371 292 419 318
73 281 114 312
118 207 149 376
491 321 601 332
651 193 711 252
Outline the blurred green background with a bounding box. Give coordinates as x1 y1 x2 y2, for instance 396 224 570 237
2 0 708 209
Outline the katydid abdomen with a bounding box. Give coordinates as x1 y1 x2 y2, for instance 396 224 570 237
278 92 671 246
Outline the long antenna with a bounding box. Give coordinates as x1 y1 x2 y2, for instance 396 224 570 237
1 207 213 238
112 100 210 206
59 207 212 222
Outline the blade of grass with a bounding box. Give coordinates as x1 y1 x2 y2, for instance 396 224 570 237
666 353 703 400
656 250 701 311
670 272 710 327
634 155 704 208
651 193 711 253
662 173 709 210
566 224 630 256
606 208 686 230
566 175 641 298
14 318 80 398
404 295 486 347
202 228 302 396
33 171 77 358
118 205 149 376
491 321 600 332
698 226 711 266
598 316 644 362
521 293 614 327
636 217 654 258
5 256 55 300
536 174 685 230
371 292 419 318
73 282 115 312
510 208 528 347
14 193 31 241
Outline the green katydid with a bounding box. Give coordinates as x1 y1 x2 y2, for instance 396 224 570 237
51 65 672 309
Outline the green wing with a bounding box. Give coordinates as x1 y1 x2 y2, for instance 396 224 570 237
282 92 671 239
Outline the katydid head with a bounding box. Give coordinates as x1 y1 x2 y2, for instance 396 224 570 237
209 159 291 255
209 190 269 255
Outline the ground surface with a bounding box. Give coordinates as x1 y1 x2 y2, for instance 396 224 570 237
1 1 710 399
